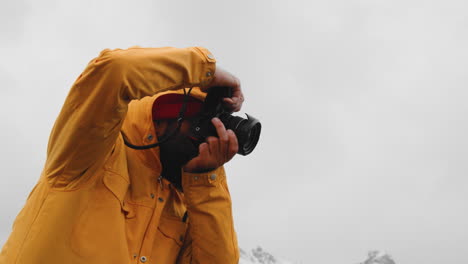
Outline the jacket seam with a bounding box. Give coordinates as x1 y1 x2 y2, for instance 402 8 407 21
103 168 130 183
47 146 114 192
223 178 238 260
47 126 82 189
186 185 199 263
13 186 51 264
125 200 154 210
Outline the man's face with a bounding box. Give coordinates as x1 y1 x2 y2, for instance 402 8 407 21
155 119 199 188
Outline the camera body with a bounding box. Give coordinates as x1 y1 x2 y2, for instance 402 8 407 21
188 87 261 156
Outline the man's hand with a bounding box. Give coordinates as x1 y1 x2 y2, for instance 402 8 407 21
183 118 238 173
202 67 244 112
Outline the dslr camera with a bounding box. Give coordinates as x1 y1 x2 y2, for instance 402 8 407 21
188 87 261 156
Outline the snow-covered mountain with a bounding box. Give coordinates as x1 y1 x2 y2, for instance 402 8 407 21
357 250 396 264
239 247 396 264
239 246 297 264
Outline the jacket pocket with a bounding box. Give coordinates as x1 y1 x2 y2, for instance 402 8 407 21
158 216 187 246
151 216 188 263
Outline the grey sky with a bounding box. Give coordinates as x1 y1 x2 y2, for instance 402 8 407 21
1 0 468 263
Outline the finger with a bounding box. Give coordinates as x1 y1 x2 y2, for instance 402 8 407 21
222 98 235 111
206 67 240 91
183 143 209 172
198 142 210 159
230 83 242 100
224 90 243 101
228 75 241 94
232 87 242 100
223 97 234 104
227 129 238 161
212 118 228 140
223 97 242 112
212 117 229 161
206 136 218 156
199 142 220 170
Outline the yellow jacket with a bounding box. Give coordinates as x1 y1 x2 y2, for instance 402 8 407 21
0 47 239 264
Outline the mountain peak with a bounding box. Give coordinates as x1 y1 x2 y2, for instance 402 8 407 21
358 250 396 264
240 246 296 264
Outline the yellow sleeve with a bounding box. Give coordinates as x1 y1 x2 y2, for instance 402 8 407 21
44 47 216 188
177 167 240 264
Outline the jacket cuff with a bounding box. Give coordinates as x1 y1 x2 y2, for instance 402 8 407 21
191 47 216 88
181 167 225 188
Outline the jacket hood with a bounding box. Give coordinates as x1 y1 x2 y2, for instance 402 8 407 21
121 87 206 170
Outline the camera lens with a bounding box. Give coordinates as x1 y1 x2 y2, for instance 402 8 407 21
221 113 261 155
242 119 261 155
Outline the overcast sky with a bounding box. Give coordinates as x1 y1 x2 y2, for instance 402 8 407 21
1 0 468 263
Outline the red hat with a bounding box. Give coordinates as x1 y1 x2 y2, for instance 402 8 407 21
152 93 203 120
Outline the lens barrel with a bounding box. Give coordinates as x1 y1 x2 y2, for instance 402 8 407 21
220 113 261 155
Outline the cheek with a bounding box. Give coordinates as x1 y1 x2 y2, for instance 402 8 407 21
179 121 192 135
154 123 167 137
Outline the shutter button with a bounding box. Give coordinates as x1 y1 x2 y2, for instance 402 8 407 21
140 256 147 263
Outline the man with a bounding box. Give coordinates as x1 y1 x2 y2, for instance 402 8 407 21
0 46 242 264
